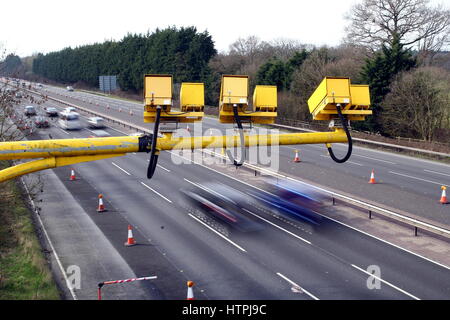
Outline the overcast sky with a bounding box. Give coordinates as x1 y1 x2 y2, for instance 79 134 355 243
1 0 449 57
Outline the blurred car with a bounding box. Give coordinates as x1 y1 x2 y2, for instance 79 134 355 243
45 107 59 117
181 182 264 232
129 132 145 137
88 129 110 137
247 179 326 225
58 112 81 130
24 105 37 116
87 117 105 129
66 86 74 92
64 107 77 113
34 116 49 128
15 92 23 98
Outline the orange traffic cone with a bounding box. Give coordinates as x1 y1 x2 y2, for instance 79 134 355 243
124 225 136 246
368 169 376 184
70 169 76 181
440 186 448 204
97 194 106 212
186 281 195 300
293 150 301 163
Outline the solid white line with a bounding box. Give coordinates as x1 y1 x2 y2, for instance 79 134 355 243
424 169 450 178
276 272 319 300
171 150 450 271
243 209 311 245
316 211 450 271
320 155 363 166
188 213 247 252
111 162 131 176
347 161 364 166
353 154 397 165
184 178 207 190
57 127 70 135
389 171 448 187
21 178 78 300
351 264 420 300
140 182 172 203
157 164 171 172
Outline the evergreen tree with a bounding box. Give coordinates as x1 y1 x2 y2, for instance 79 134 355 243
359 35 416 132
32 27 217 95
256 50 309 91
256 58 289 90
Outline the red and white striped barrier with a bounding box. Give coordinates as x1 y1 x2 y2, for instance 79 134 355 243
97 276 157 300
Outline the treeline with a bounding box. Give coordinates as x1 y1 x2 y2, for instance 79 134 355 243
211 36 450 142
32 26 217 102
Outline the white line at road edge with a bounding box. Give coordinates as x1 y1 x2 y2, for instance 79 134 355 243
424 169 450 178
21 178 78 300
140 182 172 203
353 154 397 165
111 162 131 175
276 272 319 300
319 155 363 166
389 171 448 187
243 209 311 245
57 127 70 135
188 213 247 253
170 150 450 271
351 264 420 300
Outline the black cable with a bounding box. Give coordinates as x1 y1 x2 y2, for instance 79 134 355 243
226 105 245 167
327 104 353 163
147 106 161 179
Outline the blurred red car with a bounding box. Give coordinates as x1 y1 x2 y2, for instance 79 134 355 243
35 116 49 128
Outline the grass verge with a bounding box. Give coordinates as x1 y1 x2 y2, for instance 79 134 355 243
0 160 60 300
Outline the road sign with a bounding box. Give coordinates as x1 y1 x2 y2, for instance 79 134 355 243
99 75 118 93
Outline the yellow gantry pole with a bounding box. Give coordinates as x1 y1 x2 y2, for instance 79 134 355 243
0 129 348 182
1 154 123 182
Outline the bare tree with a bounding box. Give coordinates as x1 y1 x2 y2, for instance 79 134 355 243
382 66 450 141
344 0 450 61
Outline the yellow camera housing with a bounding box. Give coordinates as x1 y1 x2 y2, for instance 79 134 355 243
219 75 277 124
143 75 204 123
307 77 372 121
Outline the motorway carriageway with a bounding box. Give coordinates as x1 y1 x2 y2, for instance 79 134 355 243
12 92 450 300
44 85 450 226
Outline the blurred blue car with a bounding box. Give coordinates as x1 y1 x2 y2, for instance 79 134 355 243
181 182 264 232
247 179 327 225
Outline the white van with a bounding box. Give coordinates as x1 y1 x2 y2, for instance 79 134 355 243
58 112 81 130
